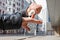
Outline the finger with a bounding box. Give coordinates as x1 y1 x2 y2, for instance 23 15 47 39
31 14 35 18
22 22 30 31
22 25 30 31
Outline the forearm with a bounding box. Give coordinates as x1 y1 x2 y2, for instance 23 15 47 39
22 17 42 24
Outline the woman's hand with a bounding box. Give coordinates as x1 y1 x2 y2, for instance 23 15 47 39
27 3 42 14
27 3 42 18
21 17 42 31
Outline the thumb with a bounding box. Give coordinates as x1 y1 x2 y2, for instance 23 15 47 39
31 14 35 18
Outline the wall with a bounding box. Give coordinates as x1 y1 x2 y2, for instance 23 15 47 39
47 0 60 26
0 0 24 14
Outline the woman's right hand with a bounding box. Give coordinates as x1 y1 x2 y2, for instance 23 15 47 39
21 17 42 31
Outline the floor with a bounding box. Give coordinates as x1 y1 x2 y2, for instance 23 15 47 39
0 35 60 40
